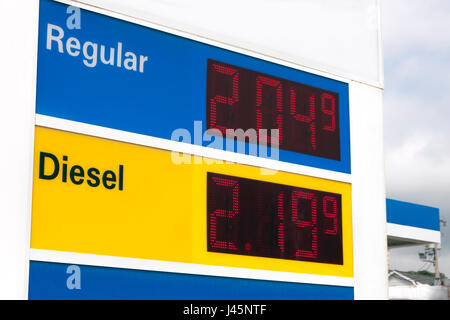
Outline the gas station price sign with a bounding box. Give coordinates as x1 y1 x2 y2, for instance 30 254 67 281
28 0 355 299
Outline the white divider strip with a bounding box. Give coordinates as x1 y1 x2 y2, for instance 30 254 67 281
30 248 354 287
35 114 352 183
387 223 441 244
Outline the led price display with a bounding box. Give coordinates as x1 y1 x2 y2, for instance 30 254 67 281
207 59 341 160
207 172 343 264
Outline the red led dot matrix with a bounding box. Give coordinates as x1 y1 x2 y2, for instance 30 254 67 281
207 172 343 265
206 59 341 160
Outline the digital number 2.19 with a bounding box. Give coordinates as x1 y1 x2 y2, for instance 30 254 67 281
207 172 343 265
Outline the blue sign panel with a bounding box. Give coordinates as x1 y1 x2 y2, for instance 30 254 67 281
36 0 351 173
28 261 354 300
386 199 440 231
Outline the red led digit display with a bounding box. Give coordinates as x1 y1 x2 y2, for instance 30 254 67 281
207 59 341 160
207 172 343 264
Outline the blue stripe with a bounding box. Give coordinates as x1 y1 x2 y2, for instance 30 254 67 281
37 0 350 173
386 199 440 231
28 261 354 300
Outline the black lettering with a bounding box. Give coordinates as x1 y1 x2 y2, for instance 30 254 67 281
70 165 84 185
118 165 124 191
39 152 59 180
39 152 124 191
87 167 100 187
62 155 68 182
102 170 116 189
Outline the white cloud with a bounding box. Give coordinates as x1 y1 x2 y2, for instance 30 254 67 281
381 0 450 59
382 1 450 275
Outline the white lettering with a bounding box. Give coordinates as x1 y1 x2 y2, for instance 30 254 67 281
139 55 148 73
82 41 98 68
100 45 115 66
45 24 149 73
117 42 122 68
46 24 64 53
66 37 80 57
124 52 137 71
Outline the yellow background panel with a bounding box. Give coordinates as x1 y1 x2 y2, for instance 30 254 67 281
31 126 353 277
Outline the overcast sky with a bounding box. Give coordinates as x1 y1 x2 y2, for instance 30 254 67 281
381 0 450 275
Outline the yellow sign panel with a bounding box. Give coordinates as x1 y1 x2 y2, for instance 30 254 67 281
31 126 353 277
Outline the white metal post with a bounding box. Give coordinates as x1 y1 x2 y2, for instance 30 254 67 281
0 0 39 299
349 81 388 299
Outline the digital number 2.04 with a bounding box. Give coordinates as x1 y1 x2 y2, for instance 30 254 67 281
207 60 341 161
